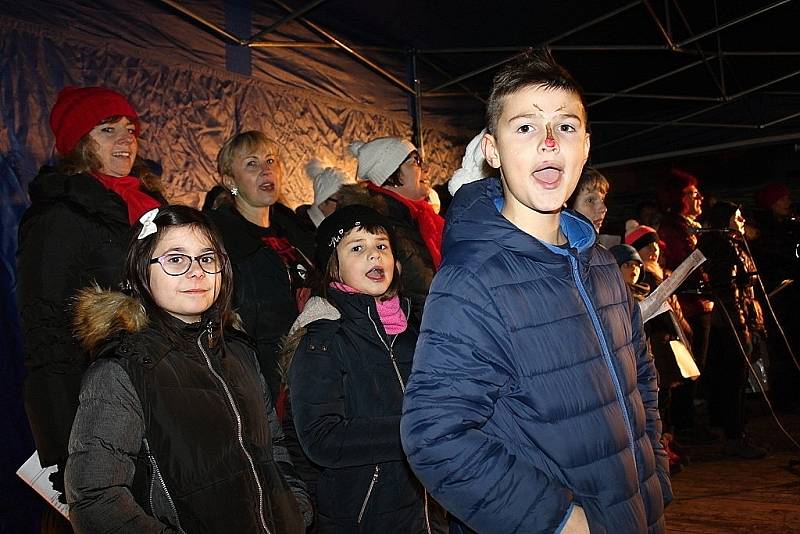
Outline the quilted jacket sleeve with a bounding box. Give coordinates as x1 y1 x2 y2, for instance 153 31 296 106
401 266 573 533
288 320 405 468
65 359 174 533
631 296 673 507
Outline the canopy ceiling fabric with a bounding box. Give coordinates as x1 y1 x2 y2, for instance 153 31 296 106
3 0 799 203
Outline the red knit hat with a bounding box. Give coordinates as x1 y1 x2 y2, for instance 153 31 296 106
624 220 659 251
756 182 790 210
49 86 140 155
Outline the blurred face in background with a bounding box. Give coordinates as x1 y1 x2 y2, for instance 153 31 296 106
619 260 642 286
681 185 703 219
638 241 660 264
729 209 746 235
572 186 607 232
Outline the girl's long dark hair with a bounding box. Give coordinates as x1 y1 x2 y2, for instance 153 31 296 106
125 205 236 346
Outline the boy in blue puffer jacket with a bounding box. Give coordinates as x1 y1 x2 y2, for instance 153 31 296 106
400 49 672 534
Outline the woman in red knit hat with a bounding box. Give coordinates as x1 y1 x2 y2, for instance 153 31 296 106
17 86 162 534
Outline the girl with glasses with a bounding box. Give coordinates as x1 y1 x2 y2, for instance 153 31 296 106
64 205 309 533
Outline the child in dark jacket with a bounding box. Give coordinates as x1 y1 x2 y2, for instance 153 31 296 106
286 205 443 533
65 205 308 533
401 50 671 534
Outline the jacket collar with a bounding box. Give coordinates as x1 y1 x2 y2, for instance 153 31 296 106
444 177 596 263
29 168 129 225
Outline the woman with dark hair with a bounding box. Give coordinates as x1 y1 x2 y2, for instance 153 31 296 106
699 202 768 459
656 169 715 445
65 205 308 533
17 86 163 532
209 131 315 401
345 137 444 312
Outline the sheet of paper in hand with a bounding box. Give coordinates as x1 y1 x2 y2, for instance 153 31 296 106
17 450 70 518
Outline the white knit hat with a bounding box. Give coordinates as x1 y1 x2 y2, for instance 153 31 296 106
448 129 490 196
305 159 352 228
349 137 416 186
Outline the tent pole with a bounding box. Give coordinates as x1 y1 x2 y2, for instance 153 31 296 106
669 0 726 97
642 0 677 50
676 0 792 48
412 52 425 158
595 67 800 150
269 0 414 94
591 120 756 129
585 92 720 102
247 0 328 42
159 0 243 44
588 56 717 107
594 131 800 168
426 0 641 93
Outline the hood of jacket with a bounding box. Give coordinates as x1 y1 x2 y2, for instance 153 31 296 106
72 285 149 356
443 177 596 265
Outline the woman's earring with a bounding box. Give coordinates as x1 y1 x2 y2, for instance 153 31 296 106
230 186 239 196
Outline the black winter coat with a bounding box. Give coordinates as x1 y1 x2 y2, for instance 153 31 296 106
16 168 161 468
208 204 314 399
65 289 307 533
288 289 438 533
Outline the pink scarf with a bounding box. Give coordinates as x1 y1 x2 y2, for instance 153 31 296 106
330 282 407 334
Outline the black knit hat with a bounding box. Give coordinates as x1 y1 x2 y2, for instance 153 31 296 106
315 204 394 267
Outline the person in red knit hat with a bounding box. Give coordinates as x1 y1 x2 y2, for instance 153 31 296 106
17 86 162 534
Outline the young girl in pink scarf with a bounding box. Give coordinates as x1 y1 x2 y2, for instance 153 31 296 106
285 205 445 533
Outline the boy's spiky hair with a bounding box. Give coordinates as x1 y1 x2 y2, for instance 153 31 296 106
485 48 588 135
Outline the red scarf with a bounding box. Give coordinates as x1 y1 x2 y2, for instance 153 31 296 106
92 173 161 224
367 182 444 269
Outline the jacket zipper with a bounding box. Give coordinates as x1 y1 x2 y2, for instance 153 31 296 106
367 303 432 534
566 254 639 481
196 328 272 534
143 438 185 533
357 464 381 524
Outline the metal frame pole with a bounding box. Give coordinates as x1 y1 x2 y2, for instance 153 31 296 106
675 0 792 48
159 0 244 44
595 67 800 149
268 0 414 94
426 0 642 93
588 56 717 107
411 52 425 157
247 0 328 42
594 131 800 168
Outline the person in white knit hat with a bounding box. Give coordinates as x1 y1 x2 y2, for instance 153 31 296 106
344 136 444 312
301 159 353 228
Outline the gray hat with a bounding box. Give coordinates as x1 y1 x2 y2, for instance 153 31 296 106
349 137 416 186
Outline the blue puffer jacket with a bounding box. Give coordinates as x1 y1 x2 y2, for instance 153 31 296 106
401 178 671 534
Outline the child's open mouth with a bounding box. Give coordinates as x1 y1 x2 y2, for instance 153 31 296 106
366 267 385 281
532 164 563 188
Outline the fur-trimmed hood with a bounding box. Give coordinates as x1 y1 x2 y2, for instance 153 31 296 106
72 285 149 357
279 296 340 380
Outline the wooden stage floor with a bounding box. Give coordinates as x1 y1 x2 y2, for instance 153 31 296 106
665 403 800 533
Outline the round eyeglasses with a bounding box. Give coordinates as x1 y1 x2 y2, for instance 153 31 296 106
149 252 226 276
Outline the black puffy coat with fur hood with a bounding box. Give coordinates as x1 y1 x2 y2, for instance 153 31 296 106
65 287 308 534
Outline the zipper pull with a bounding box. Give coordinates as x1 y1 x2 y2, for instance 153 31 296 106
206 321 214 345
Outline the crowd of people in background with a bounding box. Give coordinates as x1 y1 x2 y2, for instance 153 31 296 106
14 49 799 534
